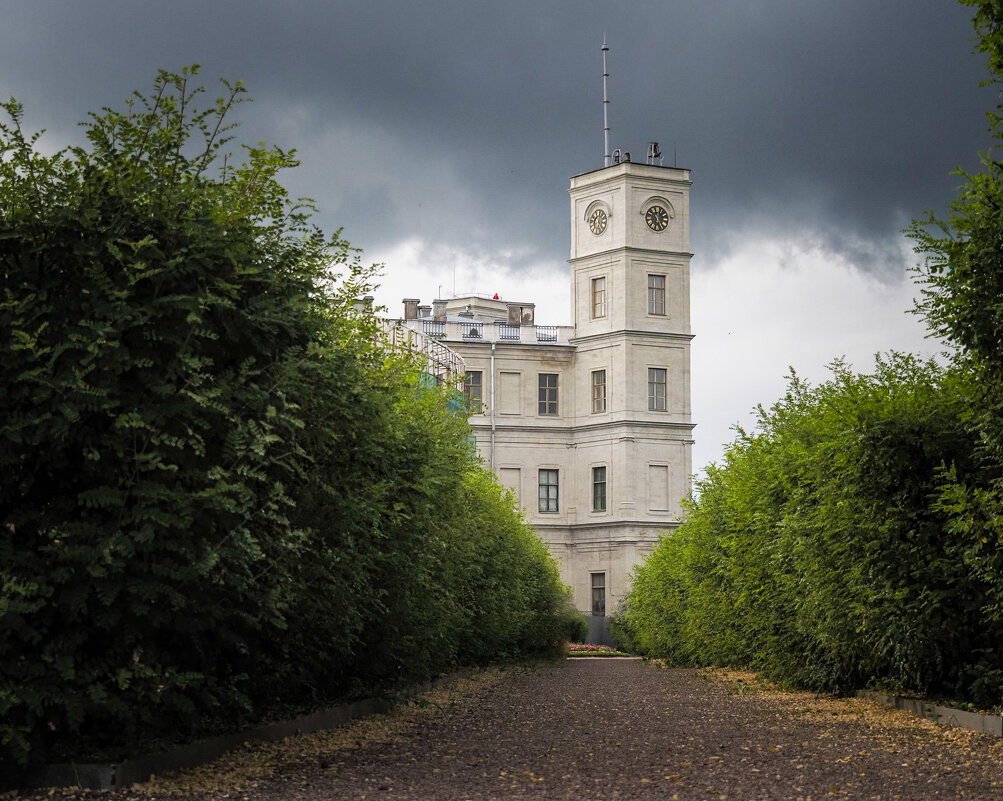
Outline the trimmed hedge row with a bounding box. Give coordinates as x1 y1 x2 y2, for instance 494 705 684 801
0 71 579 780
616 356 1003 706
618 2 1003 709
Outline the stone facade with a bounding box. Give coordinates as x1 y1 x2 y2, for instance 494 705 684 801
397 161 693 626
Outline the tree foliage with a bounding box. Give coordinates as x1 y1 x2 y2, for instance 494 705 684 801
903 0 1003 699
908 0 1003 459
0 68 576 778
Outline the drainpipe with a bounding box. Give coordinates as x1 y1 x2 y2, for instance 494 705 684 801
490 342 497 472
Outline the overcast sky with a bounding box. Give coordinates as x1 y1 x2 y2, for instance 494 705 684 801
2 0 995 476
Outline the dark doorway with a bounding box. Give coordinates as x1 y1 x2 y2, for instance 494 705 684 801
591 572 606 617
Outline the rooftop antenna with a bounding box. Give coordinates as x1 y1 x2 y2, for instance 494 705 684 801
602 36 611 167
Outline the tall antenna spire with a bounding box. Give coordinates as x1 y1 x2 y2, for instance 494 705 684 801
602 36 611 168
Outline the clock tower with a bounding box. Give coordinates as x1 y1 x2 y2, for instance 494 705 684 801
389 158 694 641
559 159 694 636
570 160 691 339
389 33 696 638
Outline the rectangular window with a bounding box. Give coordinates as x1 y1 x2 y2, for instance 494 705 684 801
463 371 482 413
538 373 559 415
592 466 607 512
591 276 606 319
648 274 666 315
591 572 606 617
538 469 559 513
648 367 667 411
591 369 607 413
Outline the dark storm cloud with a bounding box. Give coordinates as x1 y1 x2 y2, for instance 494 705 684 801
0 0 991 276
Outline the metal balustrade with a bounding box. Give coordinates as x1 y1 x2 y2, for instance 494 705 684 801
391 318 573 346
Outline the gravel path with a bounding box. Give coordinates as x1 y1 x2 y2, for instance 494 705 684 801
44 659 1003 800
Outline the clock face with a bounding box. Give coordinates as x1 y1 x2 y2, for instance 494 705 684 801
645 205 670 232
589 208 608 236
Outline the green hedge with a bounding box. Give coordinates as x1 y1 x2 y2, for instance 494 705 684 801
621 2 1003 707
619 356 1003 705
0 70 577 779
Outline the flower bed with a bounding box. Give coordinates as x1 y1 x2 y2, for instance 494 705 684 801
567 643 631 657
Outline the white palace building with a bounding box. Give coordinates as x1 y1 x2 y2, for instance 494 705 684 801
394 156 694 641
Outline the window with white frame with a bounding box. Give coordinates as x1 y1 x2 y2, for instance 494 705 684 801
648 274 666 315
538 469 559 513
538 373 559 415
591 276 606 319
463 371 482 413
591 369 606 413
591 572 606 616
648 367 667 411
592 465 607 512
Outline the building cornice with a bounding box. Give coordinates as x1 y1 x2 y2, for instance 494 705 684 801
569 161 692 186
444 340 577 353
468 419 695 435
536 520 682 530
563 419 696 436
568 245 695 264
570 329 696 345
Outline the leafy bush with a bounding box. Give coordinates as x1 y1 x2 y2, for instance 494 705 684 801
609 606 637 654
0 69 574 779
564 607 589 645
620 356 1003 702
619 2 1003 709
905 0 1003 708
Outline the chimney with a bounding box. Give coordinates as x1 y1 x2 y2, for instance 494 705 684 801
432 299 447 322
353 295 374 314
402 298 420 320
418 304 432 318
507 303 535 326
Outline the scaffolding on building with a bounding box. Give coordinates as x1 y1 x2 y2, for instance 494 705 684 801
377 319 466 385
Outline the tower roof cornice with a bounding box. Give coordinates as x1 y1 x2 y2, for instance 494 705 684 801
570 161 691 187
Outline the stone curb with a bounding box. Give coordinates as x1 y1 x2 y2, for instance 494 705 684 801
856 690 1003 738
23 673 468 791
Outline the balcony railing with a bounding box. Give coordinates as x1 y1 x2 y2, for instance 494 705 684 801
395 318 574 345
460 322 484 339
